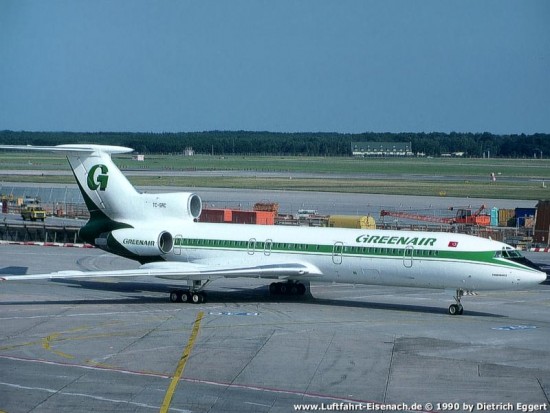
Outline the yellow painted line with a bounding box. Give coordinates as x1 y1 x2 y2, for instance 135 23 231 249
159 311 204 413
0 340 41 351
41 333 75 359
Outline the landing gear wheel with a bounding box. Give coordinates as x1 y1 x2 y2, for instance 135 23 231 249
269 282 306 297
269 283 278 294
191 292 205 304
448 289 465 315
448 304 464 316
169 290 183 303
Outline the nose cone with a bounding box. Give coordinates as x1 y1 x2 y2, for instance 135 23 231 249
534 269 548 284
523 268 548 286
513 255 548 286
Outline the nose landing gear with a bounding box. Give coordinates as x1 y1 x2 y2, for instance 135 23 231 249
448 289 464 315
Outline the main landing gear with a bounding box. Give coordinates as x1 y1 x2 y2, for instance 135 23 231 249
169 280 209 304
168 280 308 303
169 289 207 304
269 281 307 296
448 289 464 316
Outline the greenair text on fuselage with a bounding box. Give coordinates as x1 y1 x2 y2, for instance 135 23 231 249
355 234 437 247
123 238 155 247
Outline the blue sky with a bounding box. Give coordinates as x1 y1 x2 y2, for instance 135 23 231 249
1 1 549 134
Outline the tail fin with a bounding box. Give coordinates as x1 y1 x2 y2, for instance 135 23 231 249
61 145 139 221
0 144 202 243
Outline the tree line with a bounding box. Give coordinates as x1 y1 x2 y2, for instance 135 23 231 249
0 130 549 158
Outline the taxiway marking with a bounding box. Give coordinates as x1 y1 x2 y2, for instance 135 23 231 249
0 381 191 413
159 311 204 413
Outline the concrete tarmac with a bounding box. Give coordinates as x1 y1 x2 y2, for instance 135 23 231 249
1 245 549 413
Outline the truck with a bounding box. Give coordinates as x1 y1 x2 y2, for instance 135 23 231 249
21 205 47 221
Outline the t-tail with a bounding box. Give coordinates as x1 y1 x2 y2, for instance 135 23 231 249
0 144 202 260
62 145 202 253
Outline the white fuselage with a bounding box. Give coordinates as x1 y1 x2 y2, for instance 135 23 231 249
136 220 545 292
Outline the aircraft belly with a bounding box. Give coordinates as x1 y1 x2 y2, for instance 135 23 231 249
175 248 530 292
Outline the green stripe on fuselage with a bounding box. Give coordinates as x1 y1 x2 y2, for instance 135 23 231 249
174 237 534 272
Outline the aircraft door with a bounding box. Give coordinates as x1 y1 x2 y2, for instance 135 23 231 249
332 242 344 265
403 245 414 268
264 239 273 256
248 238 256 255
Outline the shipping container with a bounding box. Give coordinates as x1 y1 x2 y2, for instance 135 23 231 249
328 215 376 229
200 208 274 225
515 207 536 227
534 201 550 245
498 209 515 227
490 207 499 227
255 211 275 225
200 208 232 223
232 210 257 224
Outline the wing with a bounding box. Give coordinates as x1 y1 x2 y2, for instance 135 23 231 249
0 260 323 282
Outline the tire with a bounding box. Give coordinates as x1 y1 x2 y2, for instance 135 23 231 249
269 283 277 295
169 291 181 303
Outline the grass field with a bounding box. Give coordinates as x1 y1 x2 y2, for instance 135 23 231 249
3 152 549 177
1 152 549 200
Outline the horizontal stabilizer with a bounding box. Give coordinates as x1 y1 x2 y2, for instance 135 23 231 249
0 144 133 154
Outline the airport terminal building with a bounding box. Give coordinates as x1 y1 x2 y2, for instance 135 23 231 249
351 142 413 157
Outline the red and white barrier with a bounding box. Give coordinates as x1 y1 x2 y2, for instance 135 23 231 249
0 240 94 248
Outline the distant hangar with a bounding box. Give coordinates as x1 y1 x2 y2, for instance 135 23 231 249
351 141 413 157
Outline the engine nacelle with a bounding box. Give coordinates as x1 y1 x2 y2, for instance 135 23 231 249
97 229 174 256
142 192 202 221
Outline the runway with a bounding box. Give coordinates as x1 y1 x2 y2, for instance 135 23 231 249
0 182 538 218
1 245 549 412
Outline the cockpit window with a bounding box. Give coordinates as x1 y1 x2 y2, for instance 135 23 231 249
495 248 523 259
497 247 543 272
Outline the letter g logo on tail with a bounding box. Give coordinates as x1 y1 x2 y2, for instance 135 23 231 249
87 164 109 191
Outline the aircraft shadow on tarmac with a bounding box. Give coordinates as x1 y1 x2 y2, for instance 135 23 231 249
0 278 504 318
0 266 28 275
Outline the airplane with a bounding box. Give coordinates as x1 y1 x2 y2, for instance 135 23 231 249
0 144 546 315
